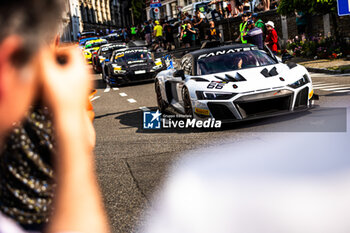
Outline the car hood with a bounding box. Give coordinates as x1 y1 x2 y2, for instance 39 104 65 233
189 63 310 93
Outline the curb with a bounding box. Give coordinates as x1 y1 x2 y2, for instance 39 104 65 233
306 67 350 75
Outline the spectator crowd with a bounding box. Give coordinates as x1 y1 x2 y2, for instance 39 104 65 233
119 3 281 54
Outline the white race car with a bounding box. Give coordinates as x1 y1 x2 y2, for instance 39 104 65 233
155 44 315 122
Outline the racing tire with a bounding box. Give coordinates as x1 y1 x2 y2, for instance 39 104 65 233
182 87 193 118
155 80 168 113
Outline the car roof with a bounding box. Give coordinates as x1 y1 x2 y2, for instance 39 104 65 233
113 47 147 53
189 44 258 58
100 42 126 48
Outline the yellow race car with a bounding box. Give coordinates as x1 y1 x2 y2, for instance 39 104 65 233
83 39 108 64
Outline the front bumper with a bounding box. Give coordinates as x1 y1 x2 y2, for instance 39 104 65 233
109 71 157 85
192 86 313 122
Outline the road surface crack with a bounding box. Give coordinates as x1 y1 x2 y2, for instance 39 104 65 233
123 159 151 204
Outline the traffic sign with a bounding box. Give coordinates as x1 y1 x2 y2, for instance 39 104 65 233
150 3 162 8
337 0 350 16
153 7 159 13
150 0 160 4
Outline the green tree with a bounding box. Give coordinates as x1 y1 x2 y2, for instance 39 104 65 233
278 0 340 40
131 0 144 23
277 0 337 15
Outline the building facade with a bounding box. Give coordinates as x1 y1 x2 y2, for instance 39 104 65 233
146 0 197 21
61 0 135 42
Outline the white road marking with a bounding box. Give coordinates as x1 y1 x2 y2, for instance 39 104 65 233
321 86 350 91
119 92 127 97
139 106 151 111
127 98 137 103
90 96 101 102
104 84 111 92
312 83 338 87
314 85 348 89
333 90 350 93
112 87 119 91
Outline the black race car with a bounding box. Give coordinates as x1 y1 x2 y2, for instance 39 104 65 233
102 47 165 86
92 42 127 73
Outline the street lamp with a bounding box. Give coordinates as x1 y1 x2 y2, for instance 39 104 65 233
129 8 134 25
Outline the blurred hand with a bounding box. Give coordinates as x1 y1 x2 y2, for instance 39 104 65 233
38 46 91 115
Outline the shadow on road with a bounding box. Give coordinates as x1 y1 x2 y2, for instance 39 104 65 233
95 105 346 133
93 78 154 90
94 78 106 90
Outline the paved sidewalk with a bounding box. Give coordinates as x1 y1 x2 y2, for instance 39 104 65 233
291 57 350 74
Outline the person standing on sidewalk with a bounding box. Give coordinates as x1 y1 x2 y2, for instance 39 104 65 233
265 21 278 54
252 13 266 36
194 10 206 42
205 20 222 41
144 21 152 46
295 11 307 39
243 19 264 49
130 25 137 40
236 12 249 44
153 21 164 51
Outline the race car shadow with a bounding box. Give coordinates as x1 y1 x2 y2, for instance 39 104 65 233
223 106 347 132
114 107 208 134
98 106 346 133
94 79 106 90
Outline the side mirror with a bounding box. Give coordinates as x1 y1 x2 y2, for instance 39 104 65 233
173 70 185 80
282 53 293 63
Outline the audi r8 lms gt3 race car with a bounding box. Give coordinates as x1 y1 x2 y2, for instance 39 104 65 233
155 44 315 122
92 42 127 73
83 38 108 64
102 47 165 86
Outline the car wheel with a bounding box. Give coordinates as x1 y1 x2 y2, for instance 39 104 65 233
155 80 167 113
182 87 193 117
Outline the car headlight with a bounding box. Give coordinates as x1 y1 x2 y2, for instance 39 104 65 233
196 91 236 100
152 64 163 71
288 74 310 89
112 65 126 74
99 56 106 63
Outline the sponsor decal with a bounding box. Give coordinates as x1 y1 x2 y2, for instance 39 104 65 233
195 108 210 116
143 110 221 129
128 60 145 64
198 46 258 60
309 89 314 99
101 44 126 51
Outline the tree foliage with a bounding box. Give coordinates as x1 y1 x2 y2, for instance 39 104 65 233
131 0 144 22
277 0 338 15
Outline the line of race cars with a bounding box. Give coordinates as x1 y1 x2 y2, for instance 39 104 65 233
81 38 167 86
81 36 316 123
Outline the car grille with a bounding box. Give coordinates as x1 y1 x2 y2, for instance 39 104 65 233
128 72 154 81
294 87 309 109
207 103 236 120
129 64 149 69
235 91 293 119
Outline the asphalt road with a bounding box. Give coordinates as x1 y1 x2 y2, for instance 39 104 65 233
91 72 350 233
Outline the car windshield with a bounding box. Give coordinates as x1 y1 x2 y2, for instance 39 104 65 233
101 45 126 56
114 51 151 63
197 50 277 75
196 3 208 13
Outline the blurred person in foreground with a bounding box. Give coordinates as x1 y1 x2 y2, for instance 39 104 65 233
140 132 350 233
0 1 109 232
